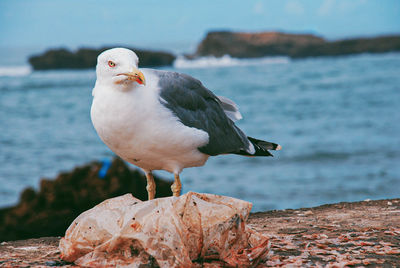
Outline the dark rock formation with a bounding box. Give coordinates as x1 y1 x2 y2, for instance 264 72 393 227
195 31 400 58
290 35 400 58
0 158 172 241
29 47 176 70
196 31 325 58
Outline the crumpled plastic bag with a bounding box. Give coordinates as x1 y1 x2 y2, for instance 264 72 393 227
59 192 269 267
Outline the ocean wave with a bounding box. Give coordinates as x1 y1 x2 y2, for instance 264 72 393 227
0 65 32 77
173 55 290 69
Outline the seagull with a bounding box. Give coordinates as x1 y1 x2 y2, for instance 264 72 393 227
91 48 281 200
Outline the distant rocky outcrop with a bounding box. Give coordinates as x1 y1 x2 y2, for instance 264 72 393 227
0 158 172 241
28 32 400 70
195 31 400 58
29 47 176 70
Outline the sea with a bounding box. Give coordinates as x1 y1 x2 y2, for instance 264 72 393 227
0 48 399 212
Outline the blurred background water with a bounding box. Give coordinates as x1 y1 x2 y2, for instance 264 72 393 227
1 52 399 211
1 0 400 212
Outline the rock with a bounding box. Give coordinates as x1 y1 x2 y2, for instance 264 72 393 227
0 158 172 241
195 31 400 59
195 31 325 58
290 35 400 58
1 198 400 267
28 47 176 70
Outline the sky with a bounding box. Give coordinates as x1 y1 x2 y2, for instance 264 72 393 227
1 0 400 53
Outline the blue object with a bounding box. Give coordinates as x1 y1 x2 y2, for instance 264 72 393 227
98 158 112 179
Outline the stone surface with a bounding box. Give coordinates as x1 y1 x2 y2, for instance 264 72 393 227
195 31 400 59
1 198 399 267
0 158 172 241
28 47 176 70
250 198 400 266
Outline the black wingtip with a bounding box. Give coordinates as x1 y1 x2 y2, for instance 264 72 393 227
247 136 281 157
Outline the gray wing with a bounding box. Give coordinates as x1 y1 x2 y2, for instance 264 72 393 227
154 70 252 156
217 95 243 122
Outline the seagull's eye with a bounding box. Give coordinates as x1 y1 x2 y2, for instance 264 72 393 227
108 61 116 68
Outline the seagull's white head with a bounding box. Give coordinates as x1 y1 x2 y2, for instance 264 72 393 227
95 48 146 88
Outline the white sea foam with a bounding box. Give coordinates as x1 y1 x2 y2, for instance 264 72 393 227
173 54 290 69
0 65 31 77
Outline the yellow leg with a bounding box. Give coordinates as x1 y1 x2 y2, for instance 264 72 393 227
145 172 156 200
171 173 182 197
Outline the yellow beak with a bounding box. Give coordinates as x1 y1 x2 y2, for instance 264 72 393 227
120 68 146 85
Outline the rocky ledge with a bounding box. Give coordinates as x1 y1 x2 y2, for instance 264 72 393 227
195 31 400 59
28 47 176 70
1 198 399 267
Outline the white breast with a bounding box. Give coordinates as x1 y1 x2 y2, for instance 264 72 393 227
91 70 209 174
